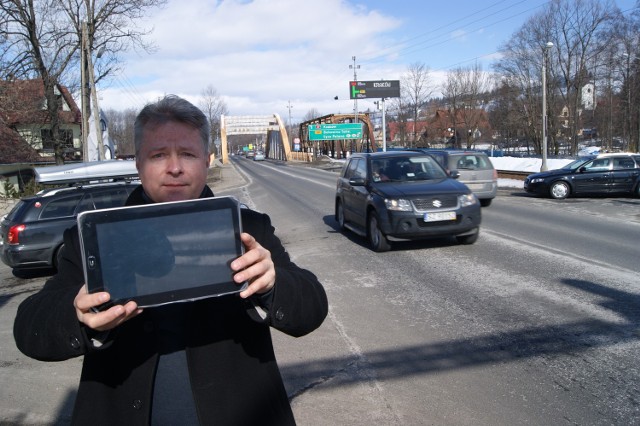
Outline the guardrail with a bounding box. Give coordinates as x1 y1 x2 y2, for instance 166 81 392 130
497 170 529 180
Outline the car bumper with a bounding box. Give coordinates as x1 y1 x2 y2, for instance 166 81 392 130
381 207 481 240
0 245 53 269
464 181 497 199
523 181 548 194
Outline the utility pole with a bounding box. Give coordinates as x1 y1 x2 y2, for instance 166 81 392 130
349 56 360 123
81 21 105 162
541 41 553 171
81 22 89 162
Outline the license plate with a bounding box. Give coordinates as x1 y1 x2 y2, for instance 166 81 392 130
467 183 484 190
423 211 456 222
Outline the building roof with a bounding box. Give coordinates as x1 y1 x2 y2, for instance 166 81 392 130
0 78 81 126
0 118 41 163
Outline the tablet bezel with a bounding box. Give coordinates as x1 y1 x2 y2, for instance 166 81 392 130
77 196 247 308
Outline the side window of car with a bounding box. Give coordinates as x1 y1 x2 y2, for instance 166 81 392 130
612 157 635 170
354 159 367 180
585 158 610 171
344 159 359 179
39 194 83 219
92 189 129 209
76 194 96 214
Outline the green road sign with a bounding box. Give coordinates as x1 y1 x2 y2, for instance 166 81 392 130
308 123 363 141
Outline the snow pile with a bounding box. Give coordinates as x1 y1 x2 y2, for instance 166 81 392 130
489 157 572 172
489 157 573 189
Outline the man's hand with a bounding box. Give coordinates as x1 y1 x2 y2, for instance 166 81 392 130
231 232 276 298
74 287 142 332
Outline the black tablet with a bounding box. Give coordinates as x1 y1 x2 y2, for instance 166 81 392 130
77 196 247 308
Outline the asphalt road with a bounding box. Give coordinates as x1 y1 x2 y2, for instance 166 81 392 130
1 158 639 425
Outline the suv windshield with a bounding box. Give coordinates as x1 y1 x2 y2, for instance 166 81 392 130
372 156 447 182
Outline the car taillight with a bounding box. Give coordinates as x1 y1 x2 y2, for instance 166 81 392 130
8 224 26 245
492 169 498 180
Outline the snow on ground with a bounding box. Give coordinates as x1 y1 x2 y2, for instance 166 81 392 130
490 157 573 189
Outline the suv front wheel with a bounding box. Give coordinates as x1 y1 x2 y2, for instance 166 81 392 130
336 200 346 231
368 212 391 252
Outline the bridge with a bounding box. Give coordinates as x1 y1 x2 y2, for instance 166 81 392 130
219 114 291 164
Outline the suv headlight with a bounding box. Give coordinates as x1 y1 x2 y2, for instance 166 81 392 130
530 178 545 183
458 194 478 207
385 198 412 211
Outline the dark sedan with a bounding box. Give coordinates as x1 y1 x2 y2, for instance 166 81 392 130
334 151 481 252
524 153 640 199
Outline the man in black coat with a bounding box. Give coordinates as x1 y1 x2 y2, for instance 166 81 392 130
13 95 328 425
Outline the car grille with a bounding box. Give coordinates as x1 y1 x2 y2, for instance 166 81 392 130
412 195 458 211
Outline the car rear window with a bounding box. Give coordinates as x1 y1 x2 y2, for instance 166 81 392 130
4 200 27 222
450 155 492 170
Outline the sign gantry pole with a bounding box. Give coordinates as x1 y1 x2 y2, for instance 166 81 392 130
382 97 387 152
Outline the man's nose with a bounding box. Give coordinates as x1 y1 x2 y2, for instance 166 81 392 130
166 154 183 175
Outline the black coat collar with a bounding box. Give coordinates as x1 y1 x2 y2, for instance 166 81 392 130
125 185 214 206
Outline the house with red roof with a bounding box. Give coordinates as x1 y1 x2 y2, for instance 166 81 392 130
0 79 82 163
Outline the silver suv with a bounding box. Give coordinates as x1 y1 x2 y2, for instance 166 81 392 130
418 150 498 207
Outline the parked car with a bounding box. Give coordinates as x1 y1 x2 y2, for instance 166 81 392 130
416 149 497 206
1 182 138 271
334 151 481 252
253 151 265 161
524 153 640 199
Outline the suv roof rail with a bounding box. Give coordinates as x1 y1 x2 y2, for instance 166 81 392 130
35 160 138 185
36 180 139 197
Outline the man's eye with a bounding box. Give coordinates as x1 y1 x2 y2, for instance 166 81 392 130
151 152 165 159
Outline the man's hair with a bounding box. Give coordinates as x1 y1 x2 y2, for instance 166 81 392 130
134 95 210 156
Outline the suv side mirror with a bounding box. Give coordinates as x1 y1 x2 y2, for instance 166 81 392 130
349 177 365 186
449 170 460 179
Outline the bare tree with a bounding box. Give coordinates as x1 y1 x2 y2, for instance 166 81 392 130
610 10 640 153
199 84 228 147
442 63 491 149
0 0 166 164
302 108 321 122
0 1 78 163
104 107 136 156
495 0 619 156
401 62 433 146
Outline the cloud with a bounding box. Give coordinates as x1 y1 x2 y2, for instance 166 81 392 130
99 0 404 120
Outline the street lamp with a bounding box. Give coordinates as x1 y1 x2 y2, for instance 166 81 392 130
541 41 553 172
349 56 360 123
286 100 293 149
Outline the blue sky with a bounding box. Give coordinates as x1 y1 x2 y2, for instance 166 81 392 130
97 0 637 122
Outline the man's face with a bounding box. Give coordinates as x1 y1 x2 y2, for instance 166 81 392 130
136 121 210 203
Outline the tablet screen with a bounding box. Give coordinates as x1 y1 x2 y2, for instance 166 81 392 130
78 196 246 308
